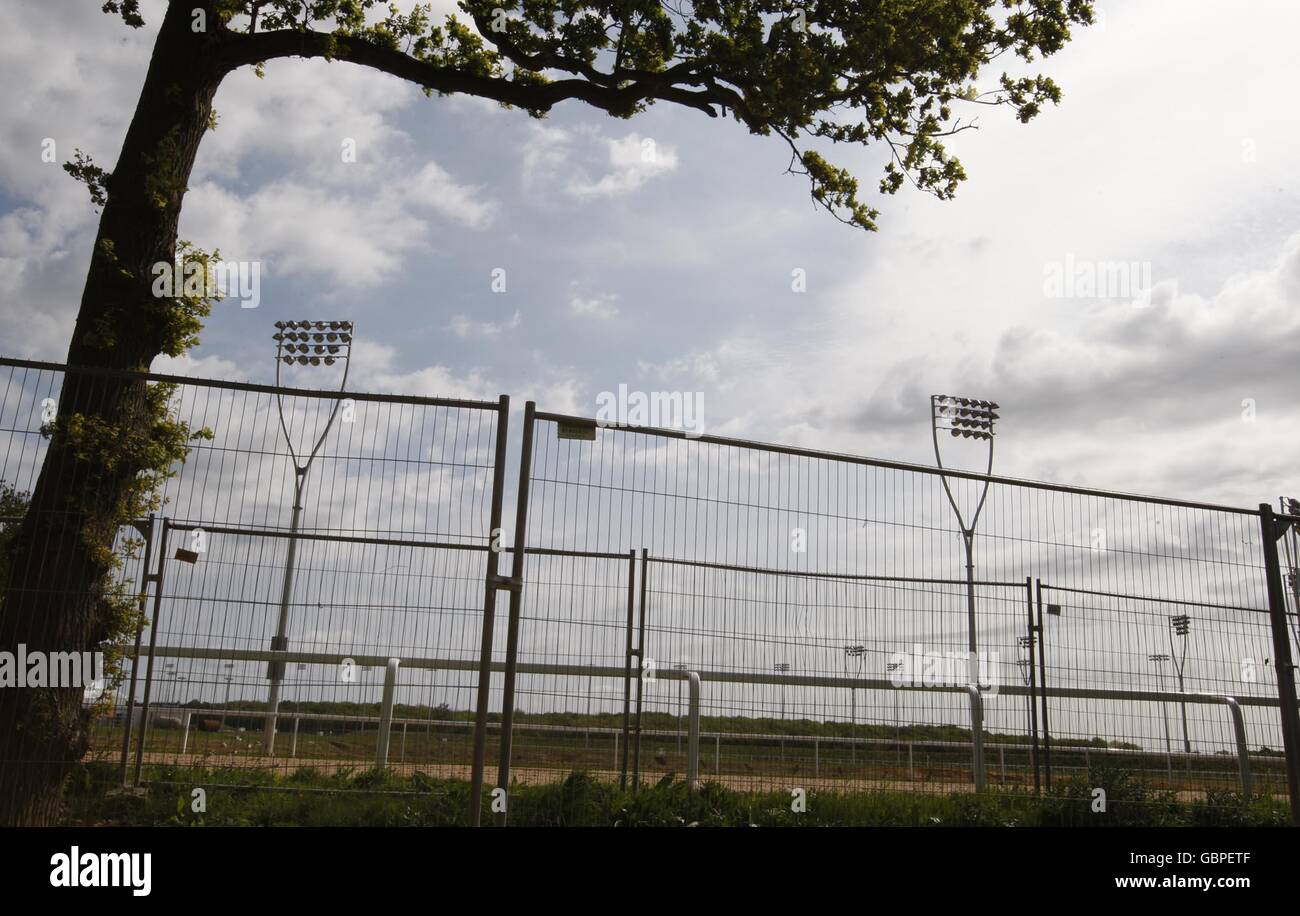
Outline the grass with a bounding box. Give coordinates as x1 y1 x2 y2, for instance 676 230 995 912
61 761 1290 827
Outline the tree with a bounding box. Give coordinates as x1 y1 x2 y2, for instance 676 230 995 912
0 0 1092 824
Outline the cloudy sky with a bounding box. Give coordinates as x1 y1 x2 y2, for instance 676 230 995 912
2 0 1298 509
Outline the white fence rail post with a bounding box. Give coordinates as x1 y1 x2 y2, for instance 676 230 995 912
687 672 701 791
964 685 986 792
1218 695 1254 796
375 658 400 769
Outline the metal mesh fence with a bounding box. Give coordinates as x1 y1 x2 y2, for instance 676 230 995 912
500 410 1298 807
2 359 1298 823
0 359 506 806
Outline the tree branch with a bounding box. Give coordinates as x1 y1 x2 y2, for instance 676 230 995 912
215 27 724 119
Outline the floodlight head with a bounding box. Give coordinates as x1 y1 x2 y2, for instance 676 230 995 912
1149 653 1170 662
274 319 355 369
1169 615 1191 636
932 393 1000 439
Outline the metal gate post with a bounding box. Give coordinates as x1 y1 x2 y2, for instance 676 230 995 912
632 548 649 792
495 401 536 826
1035 579 1053 790
133 519 170 787
620 549 636 789
468 395 510 826
119 514 157 786
1025 577 1042 795
1259 503 1300 824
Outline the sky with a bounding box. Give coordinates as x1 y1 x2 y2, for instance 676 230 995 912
2 1 1299 508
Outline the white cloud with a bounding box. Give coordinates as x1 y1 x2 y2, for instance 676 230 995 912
569 293 619 319
448 311 522 339
567 133 679 198
521 126 679 199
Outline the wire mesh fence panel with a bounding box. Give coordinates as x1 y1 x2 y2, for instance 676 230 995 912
1036 584 1287 797
0 358 505 800
505 411 1298 808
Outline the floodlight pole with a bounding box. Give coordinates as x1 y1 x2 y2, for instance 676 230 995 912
844 645 864 763
774 662 790 720
930 396 996 685
263 323 353 754
1168 617 1192 754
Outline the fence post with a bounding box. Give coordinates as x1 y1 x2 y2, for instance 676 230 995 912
632 548 649 793
291 715 300 758
469 394 510 826
494 401 535 827
119 514 156 786
1259 503 1300 824
375 658 400 769
687 672 701 791
620 550 636 790
180 710 192 756
963 685 986 792
1025 576 1042 795
133 519 170 788
1035 579 1054 790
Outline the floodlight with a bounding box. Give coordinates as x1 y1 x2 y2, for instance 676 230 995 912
263 319 355 755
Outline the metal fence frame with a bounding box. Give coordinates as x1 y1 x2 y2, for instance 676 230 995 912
494 406 1300 824
0 357 510 825
2 360 1299 825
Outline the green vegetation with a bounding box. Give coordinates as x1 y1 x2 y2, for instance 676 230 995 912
63 762 1288 828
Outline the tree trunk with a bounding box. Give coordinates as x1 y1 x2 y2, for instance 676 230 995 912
0 2 227 825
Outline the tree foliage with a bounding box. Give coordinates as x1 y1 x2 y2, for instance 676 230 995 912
102 0 1093 230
